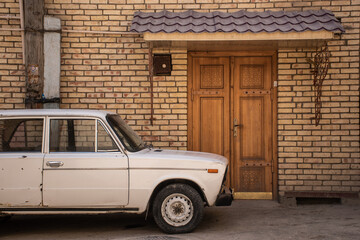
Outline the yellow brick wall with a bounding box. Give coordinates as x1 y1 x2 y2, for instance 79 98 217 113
0 0 359 196
275 1 360 195
0 0 24 109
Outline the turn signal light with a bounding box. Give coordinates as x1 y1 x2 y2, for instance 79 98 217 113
207 169 218 173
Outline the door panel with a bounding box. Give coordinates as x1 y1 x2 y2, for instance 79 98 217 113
200 98 225 155
43 152 128 207
0 154 44 206
239 167 265 192
239 97 265 160
191 57 230 160
233 57 272 195
0 118 44 206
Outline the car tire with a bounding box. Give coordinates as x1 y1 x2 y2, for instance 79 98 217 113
152 183 204 234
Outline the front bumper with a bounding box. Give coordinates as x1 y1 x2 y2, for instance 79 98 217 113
215 187 233 206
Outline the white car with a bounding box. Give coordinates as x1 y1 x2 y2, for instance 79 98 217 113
0 109 232 233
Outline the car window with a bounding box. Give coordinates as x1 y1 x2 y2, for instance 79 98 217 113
49 119 119 153
0 118 43 152
107 114 146 152
50 119 96 152
97 121 119 152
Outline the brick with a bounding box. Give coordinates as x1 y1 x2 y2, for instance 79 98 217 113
285 180 303 186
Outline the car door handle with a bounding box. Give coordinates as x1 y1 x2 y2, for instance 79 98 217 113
46 161 64 168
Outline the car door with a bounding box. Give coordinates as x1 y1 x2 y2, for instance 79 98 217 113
0 117 45 207
42 117 129 207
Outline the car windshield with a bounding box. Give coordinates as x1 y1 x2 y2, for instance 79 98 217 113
106 114 146 152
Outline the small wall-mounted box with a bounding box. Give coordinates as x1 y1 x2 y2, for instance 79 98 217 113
153 54 172 76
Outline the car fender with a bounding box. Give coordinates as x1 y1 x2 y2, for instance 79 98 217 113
127 168 224 213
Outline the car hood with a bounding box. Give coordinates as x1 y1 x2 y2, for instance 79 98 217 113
128 149 228 169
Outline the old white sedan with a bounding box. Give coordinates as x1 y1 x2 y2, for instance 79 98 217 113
0 109 232 233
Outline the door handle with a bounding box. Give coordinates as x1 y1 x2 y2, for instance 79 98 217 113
234 118 241 137
46 161 64 168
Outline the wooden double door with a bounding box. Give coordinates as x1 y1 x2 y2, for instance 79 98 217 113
189 53 276 199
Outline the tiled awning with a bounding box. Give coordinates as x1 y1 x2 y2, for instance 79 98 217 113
130 10 344 50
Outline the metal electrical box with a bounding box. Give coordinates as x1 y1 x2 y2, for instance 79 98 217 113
153 54 172 76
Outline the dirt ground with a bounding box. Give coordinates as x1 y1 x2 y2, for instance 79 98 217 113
1 200 359 240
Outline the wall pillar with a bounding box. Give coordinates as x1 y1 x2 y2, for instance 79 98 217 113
43 16 61 109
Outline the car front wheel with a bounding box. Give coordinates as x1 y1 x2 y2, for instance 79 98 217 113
152 183 204 234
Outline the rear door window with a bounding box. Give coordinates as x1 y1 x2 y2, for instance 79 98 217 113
0 119 44 152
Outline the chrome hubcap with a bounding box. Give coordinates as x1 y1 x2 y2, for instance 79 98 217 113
161 193 193 227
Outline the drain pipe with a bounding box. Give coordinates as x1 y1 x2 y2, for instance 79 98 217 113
43 16 61 109
19 0 25 65
148 43 154 126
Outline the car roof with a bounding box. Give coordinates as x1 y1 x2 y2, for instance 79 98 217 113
0 109 115 118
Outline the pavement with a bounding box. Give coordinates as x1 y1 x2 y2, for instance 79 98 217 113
1 200 359 240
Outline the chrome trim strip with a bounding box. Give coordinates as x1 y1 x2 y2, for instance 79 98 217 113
44 168 128 170
130 168 207 171
44 168 207 171
0 207 139 212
